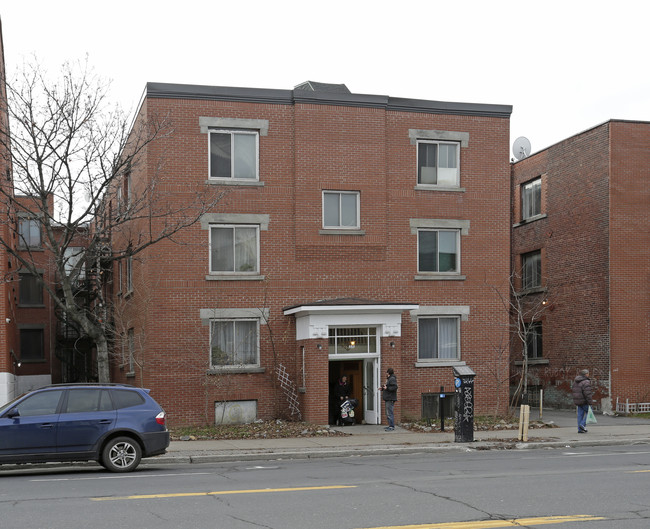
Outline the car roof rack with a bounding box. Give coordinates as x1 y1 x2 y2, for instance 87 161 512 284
40 383 136 388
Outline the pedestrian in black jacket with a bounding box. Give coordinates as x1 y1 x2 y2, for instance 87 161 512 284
380 368 398 431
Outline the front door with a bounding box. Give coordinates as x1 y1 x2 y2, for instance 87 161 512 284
363 358 380 424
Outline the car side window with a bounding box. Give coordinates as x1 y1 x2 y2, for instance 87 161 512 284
111 389 145 409
13 390 64 417
64 389 114 413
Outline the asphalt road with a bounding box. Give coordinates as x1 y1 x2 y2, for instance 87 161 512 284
1 443 649 529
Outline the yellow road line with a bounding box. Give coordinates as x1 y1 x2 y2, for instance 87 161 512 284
91 485 356 501
628 469 650 473
355 515 606 529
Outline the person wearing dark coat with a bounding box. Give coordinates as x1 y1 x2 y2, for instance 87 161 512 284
572 369 594 433
380 368 398 431
332 375 351 426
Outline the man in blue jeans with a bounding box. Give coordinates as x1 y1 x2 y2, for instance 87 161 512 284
380 368 398 431
572 369 594 433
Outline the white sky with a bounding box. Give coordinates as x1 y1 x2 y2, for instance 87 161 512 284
2 1 648 158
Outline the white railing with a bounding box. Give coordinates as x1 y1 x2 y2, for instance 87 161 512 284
616 398 650 414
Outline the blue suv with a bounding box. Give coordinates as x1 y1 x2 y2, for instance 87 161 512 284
0 384 169 472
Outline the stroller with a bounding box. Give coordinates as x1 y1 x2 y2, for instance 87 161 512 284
339 398 359 425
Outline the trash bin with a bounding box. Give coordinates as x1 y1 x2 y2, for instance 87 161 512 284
453 365 476 443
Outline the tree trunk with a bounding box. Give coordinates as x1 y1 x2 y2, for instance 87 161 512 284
95 334 111 383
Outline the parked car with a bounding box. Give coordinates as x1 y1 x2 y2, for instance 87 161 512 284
0 383 169 472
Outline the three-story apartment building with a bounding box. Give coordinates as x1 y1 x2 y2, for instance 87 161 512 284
110 81 513 426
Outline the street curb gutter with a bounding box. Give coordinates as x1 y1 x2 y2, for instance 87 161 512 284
141 437 650 466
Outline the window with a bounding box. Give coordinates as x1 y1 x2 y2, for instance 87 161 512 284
418 317 459 361
328 327 377 355
116 260 123 294
128 328 135 373
210 225 259 273
522 250 541 289
417 141 459 186
210 319 259 367
111 389 145 409
18 219 41 248
525 322 543 359
64 389 113 413
20 328 45 362
209 130 258 180
19 273 43 305
323 191 360 229
126 256 133 292
521 178 541 220
64 247 86 281
418 229 459 273
12 390 63 417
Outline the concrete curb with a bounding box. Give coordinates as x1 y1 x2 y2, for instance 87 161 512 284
140 437 650 466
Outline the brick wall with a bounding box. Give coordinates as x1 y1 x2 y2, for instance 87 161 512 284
112 89 511 427
511 121 642 409
609 121 650 405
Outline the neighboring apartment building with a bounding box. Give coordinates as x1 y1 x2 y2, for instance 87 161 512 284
510 120 650 412
110 81 513 427
0 18 19 405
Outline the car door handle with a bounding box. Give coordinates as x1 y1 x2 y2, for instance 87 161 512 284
40 423 54 429
98 420 113 424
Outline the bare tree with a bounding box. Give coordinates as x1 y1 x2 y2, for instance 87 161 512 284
488 269 551 408
0 58 222 382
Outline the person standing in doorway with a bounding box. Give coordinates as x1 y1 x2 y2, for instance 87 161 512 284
380 368 398 431
333 375 351 426
572 369 594 433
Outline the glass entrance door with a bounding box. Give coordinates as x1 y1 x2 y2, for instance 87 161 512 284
363 358 380 424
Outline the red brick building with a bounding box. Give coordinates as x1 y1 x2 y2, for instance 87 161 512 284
510 120 650 412
110 81 513 427
0 19 18 404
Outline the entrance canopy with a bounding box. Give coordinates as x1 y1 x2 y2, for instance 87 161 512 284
283 298 419 340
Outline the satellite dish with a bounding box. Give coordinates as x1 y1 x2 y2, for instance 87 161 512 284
512 136 531 160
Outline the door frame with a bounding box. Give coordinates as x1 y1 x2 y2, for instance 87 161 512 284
363 358 380 424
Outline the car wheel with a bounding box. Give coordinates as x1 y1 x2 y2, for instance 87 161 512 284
101 436 142 472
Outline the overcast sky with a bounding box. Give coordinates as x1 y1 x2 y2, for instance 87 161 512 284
2 1 648 158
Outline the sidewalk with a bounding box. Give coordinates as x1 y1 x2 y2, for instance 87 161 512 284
149 409 650 466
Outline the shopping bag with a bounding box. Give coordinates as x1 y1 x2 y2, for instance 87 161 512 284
586 406 597 424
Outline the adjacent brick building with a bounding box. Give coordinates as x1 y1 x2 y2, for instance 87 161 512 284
109 81 513 427
0 19 20 404
510 120 650 412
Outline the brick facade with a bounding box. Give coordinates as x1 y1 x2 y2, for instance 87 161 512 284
110 83 513 427
510 120 650 411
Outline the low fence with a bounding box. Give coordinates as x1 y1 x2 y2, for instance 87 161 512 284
616 398 650 414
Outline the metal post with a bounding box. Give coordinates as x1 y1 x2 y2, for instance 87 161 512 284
439 386 445 432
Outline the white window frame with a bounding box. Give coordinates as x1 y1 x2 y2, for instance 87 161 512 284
417 228 461 274
210 318 260 369
322 190 360 230
417 140 460 187
417 316 461 363
521 178 542 220
208 129 259 181
209 224 260 275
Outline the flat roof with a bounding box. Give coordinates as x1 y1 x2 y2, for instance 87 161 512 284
146 82 512 119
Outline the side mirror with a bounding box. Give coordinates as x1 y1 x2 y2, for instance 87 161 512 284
6 408 20 419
